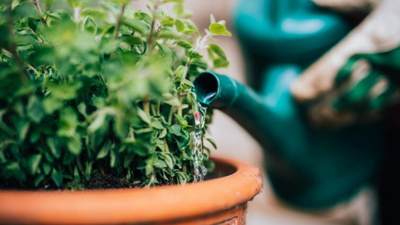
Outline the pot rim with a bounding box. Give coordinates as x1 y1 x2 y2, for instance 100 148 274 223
0 156 262 225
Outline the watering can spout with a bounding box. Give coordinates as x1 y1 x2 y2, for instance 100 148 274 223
193 71 240 109
193 70 384 209
193 71 280 155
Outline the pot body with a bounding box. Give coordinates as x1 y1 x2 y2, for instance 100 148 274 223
0 157 262 225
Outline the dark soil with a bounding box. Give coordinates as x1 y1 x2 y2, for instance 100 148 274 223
82 173 134 189
0 173 136 190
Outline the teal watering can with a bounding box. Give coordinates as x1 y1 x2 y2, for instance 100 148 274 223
193 0 384 209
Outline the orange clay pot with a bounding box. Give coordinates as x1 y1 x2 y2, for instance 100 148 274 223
0 157 262 225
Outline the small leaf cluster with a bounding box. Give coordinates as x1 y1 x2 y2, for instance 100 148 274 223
0 0 229 189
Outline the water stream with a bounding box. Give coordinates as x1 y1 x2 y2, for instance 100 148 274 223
192 92 216 182
192 103 207 182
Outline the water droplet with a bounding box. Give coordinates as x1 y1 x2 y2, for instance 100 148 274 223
192 102 208 182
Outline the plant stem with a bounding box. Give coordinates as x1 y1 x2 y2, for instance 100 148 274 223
146 173 155 188
156 101 160 116
5 5 29 84
143 101 150 115
27 64 40 76
163 139 169 153
98 74 107 86
147 4 159 56
73 7 80 21
177 94 183 117
150 104 156 116
183 58 192 79
32 0 47 25
168 105 174 124
76 156 84 174
114 4 126 40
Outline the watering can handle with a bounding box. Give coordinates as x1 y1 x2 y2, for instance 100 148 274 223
291 0 400 127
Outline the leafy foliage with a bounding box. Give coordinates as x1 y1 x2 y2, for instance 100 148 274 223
0 0 229 189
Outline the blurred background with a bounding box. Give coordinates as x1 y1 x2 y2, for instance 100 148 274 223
131 0 379 224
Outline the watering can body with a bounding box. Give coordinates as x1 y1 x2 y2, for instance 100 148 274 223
194 0 385 209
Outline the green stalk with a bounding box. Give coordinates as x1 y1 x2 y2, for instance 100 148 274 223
5 4 29 84
75 156 84 175
150 104 156 116
32 0 47 26
163 139 170 153
147 4 159 56
143 97 150 115
156 101 160 116
114 4 127 40
146 173 155 188
177 94 183 117
168 105 174 123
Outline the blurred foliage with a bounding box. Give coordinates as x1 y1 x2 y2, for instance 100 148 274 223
0 0 230 189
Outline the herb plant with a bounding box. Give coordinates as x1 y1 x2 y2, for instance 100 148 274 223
0 0 230 189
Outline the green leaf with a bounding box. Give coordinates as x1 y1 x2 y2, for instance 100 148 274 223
66 134 82 155
137 108 151 124
27 154 42 175
34 175 46 187
213 58 229 68
155 42 173 56
178 77 194 87
131 142 150 156
189 49 202 59
122 19 148 34
47 82 83 100
47 138 61 159
151 120 164 130
173 3 184 16
51 169 63 187
174 65 186 78
208 43 227 60
159 128 167 138
124 154 135 168
43 96 63 114
99 37 120 54
169 124 188 138
160 14 175 26
175 19 185 32
120 35 143 45
174 114 188 128
83 16 97 35
114 117 129 138
206 137 217 149
18 121 30 142
27 96 44 123
176 40 192 49
67 0 80 8
160 153 174 169
88 112 106 133
74 166 80 182
209 22 231 36
134 10 152 25
42 163 52 175
191 58 208 70
97 140 111 159
58 108 78 137
85 162 92 181
110 150 117 168
185 20 199 37
210 14 216 24
154 159 167 168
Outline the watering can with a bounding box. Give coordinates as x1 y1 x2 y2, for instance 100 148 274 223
193 0 384 209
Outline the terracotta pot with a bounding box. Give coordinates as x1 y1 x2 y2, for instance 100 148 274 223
0 157 262 225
